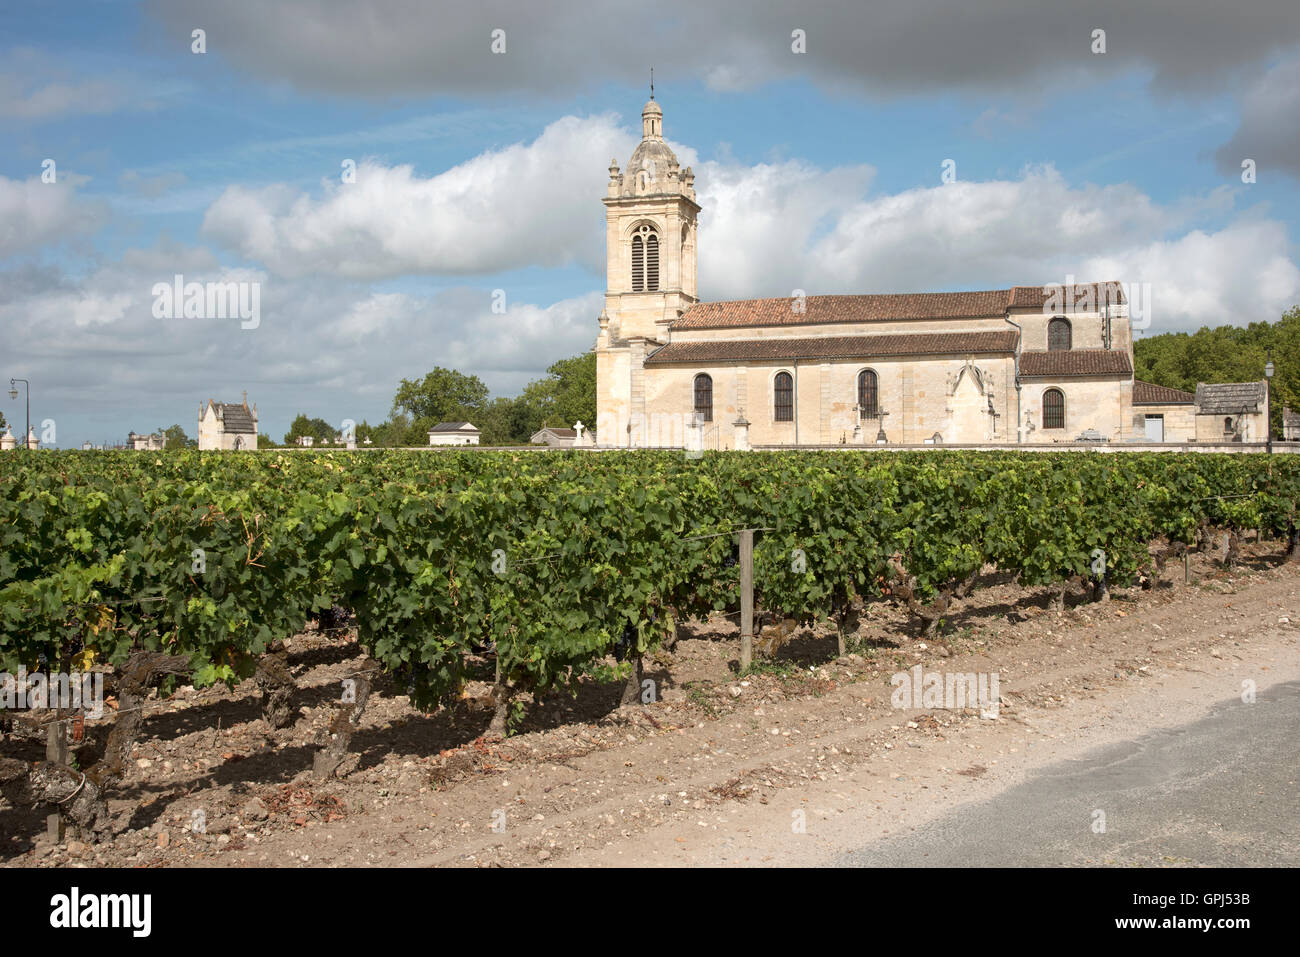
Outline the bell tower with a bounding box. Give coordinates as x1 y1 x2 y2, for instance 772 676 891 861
595 91 700 446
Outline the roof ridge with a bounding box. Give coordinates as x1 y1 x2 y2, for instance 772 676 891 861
685 288 1016 308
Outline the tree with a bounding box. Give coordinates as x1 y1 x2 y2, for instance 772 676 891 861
508 352 597 441
283 414 337 446
543 352 596 430
392 368 489 424
159 424 193 450
257 434 279 449
474 397 533 446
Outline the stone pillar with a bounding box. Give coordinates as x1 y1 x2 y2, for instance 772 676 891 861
685 413 703 453
733 415 751 451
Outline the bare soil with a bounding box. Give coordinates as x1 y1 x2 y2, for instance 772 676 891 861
3 542 1297 867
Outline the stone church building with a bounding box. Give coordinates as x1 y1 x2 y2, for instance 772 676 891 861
198 394 259 450
594 96 1191 448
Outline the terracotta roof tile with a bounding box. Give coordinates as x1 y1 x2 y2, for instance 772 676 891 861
1132 380 1195 405
1008 282 1126 309
671 291 1011 329
1019 350 1132 378
671 282 1124 330
645 330 1018 364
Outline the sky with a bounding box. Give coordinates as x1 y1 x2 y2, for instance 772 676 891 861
2 0 1299 448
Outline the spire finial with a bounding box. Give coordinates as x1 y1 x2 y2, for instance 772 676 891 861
650 67 654 100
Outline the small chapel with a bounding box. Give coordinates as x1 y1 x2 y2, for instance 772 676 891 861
593 94 1196 448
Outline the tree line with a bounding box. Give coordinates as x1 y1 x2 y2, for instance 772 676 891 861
268 352 596 448
1135 306 1298 435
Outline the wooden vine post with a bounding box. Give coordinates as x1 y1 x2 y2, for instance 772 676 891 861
46 710 66 843
739 528 754 673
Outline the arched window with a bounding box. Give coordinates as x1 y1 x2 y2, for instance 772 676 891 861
1224 416 1234 435
774 372 794 422
1042 388 1065 429
1048 317 1072 351
693 373 713 423
857 369 878 417
631 224 659 292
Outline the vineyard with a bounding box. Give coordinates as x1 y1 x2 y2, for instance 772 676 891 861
2 449 1299 842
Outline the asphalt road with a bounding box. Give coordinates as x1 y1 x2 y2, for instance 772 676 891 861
838 680 1300 867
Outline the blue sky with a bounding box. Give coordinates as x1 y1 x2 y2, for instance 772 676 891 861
3 1 1299 447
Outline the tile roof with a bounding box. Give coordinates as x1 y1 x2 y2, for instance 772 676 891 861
1132 379 1195 405
1007 282 1126 309
212 402 255 433
670 282 1125 330
429 421 479 432
1194 382 1266 415
1285 406 1300 427
672 292 1010 330
534 427 577 438
644 330 1018 364
1018 349 1133 378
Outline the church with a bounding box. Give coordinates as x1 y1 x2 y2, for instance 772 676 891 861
594 95 1197 448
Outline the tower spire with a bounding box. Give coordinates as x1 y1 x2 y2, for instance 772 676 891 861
650 67 654 100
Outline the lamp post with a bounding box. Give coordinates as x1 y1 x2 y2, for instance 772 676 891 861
1265 351 1275 454
8 378 29 450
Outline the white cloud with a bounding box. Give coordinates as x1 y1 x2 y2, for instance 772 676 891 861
0 236 600 444
0 174 108 257
695 162 1299 331
1080 221 1300 331
201 114 684 279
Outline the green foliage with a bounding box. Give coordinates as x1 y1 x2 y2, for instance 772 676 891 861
1135 307 1300 436
2 450 1295 721
159 424 193 450
283 414 337 447
515 353 597 435
367 352 596 447
392 368 490 425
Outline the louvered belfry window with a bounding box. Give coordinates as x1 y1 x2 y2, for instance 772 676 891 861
774 372 794 422
694 373 713 423
857 369 878 417
631 224 658 292
1043 388 1065 429
645 234 659 291
1048 317 1072 351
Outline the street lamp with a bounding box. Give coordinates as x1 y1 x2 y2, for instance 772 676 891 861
1265 351 1275 454
8 378 29 450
